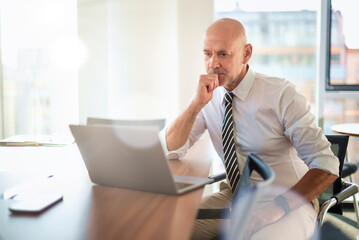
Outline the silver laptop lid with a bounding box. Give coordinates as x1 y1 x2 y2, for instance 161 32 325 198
69 124 178 195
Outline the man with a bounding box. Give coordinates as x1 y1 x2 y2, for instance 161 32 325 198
161 18 338 239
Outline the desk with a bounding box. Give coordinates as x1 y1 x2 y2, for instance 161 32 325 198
0 139 213 240
331 123 359 137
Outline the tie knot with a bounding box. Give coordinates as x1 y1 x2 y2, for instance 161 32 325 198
224 92 234 104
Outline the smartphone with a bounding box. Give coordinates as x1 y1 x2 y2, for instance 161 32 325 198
9 193 63 213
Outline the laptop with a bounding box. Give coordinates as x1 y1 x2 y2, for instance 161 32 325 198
87 117 166 131
69 124 212 195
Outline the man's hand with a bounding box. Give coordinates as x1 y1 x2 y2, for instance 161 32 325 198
194 73 219 108
165 73 219 151
242 168 336 239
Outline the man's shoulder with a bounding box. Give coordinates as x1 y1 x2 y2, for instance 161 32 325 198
254 72 291 88
253 71 298 99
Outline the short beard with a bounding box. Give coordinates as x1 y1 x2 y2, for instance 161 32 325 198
223 75 241 91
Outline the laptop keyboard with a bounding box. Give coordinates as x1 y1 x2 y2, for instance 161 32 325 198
175 182 193 189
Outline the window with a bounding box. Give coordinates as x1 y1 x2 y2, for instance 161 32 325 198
320 0 359 167
215 0 319 110
0 0 78 138
326 0 359 90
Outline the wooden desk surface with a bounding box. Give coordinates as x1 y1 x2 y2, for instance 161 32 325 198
0 139 214 240
331 123 359 137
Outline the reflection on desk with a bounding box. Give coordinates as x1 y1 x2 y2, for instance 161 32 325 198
0 139 213 240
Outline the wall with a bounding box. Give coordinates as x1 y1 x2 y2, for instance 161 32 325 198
78 0 214 124
78 0 109 123
177 0 214 112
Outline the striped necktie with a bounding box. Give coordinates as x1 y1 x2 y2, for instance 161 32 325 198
222 92 240 193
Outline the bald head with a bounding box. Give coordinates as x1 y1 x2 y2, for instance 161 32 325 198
203 18 252 91
205 18 247 47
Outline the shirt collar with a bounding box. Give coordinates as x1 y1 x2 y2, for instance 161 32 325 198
232 66 255 101
221 66 255 103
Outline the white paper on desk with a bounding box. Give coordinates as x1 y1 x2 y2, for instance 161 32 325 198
0 135 74 146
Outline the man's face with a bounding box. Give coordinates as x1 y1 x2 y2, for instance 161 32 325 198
203 30 246 89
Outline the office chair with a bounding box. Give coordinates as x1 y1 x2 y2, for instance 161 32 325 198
196 153 275 219
343 162 358 179
317 135 349 215
317 135 359 226
198 135 358 239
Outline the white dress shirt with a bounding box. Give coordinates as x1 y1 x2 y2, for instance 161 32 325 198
161 67 339 189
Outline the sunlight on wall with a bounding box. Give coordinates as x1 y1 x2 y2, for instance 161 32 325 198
78 0 214 124
1 0 78 137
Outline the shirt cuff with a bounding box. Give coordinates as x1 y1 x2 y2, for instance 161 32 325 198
307 154 339 176
159 128 189 160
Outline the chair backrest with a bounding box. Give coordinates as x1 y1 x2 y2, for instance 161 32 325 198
317 134 349 215
196 154 274 221
227 155 284 240
87 117 166 131
234 153 275 198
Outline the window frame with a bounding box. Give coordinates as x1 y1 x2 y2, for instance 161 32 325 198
325 0 359 91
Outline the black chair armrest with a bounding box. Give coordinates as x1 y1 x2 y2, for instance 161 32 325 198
196 208 231 219
208 172 226 184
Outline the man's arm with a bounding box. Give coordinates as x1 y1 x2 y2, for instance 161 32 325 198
286 168 337 209
245 83 339 237
166 74 219 151
166 100 203 151
269 168 337 219
244 168 337 238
